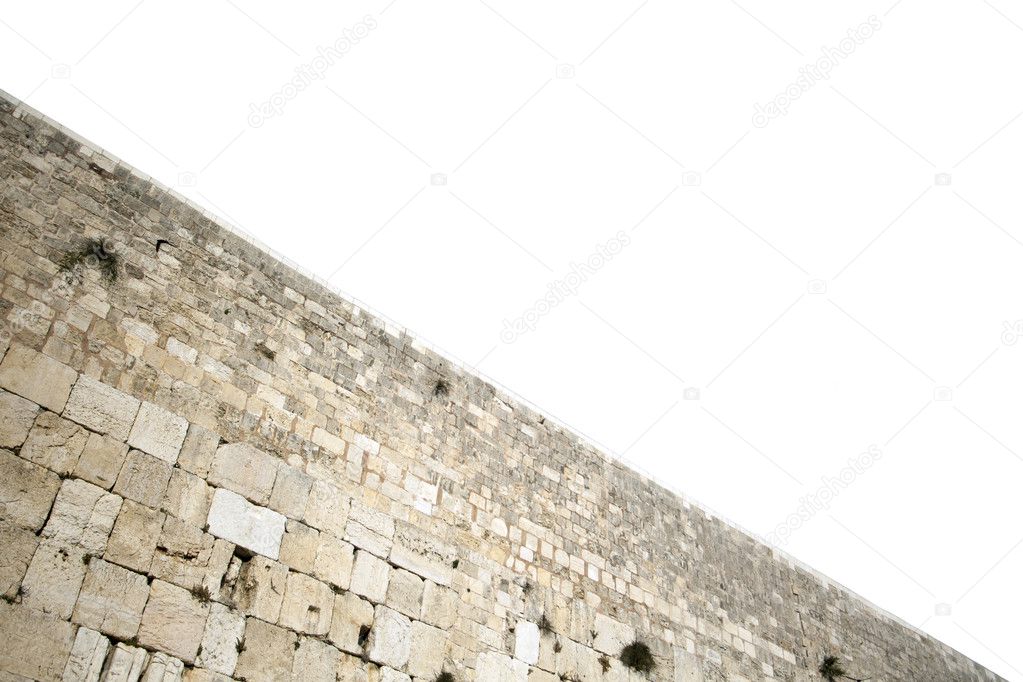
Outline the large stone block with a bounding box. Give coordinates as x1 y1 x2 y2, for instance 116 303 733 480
128 401 188 463
0 448 61 531
313 532 355 590
232 555 288 622
138 579 210 664
102 643 149 682
279 519 318 572
62 625 109 682
389 522 456 586
476 650 528 682
407 620 447 679
162 468 213 527
208 442 279 505
278 571 334 635
291 637 341 682
593 612 636 656
42 478 122 554
345 500 395 557
73 557 150 639
62 375 140 440
0 600 76 681
234 617 296 682
113 449 174 507
207 488 285 560
141 651 185 681
0 520 38 599
268 464 313 519
197 602 245 676
421 581 459 629
328 590 375 655
385 568 424 619
367 605 411 671
349 549 390 603
73 431 129 490
0 388 38 448
303 479 349 537
514 621 540 665
379 668 411 682
20 411 89 475
0 344 77 412
21 538 87 619
177 422 219 478
151 516 234 596
105 499 166 573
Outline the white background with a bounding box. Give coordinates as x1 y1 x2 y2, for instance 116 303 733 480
2 1 1022 678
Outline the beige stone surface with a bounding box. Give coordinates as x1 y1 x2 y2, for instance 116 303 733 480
291 637 341 682
21 538 87 619
378 668 411 682
593 612 636 657
279 571 334 635
72 431 129 489
476 650 528 682
345 500 395 557
303 479 349 536
151 516 234 595
101 642 149 682
313 532 354 590
232 555 288 622
389 522 456 587
73 557 150 639
128 401 188 463
208 442 279 505
407 620 447 679
138 579 210 664
328 589 375 655
234 617 296 682
113 449 173 507
279 519 318 572
421 581 459 629
42 478 122 554
177 422 219 478
350 549 391 603
0 344 77 412
0 600 76 681
385 568 424 620
0 388 38 448
141 651 185 681
206 487 285 560
20 411 88 475
0 448 61 531
0 520 38 599
196 602 245 676
162 468 213 527
62 375 140 440
336 651 376 682
62 625 109 682
105 499 166 573
268 464 313 519
367 605 411 670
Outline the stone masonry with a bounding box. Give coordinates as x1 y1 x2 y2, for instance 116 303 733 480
0 86 1006 682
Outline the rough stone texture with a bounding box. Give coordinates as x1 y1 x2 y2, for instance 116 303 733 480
514 620 541 665
268 464 313 520
367 606 412 670
389 522 456 587
20 411 89 475
102 642 149 682
141 652 185 681
420 581 459 630
408 620 447 679
113 449 173 507
177 423 219 478
279 519 318 572
234 617 296 682
292 637 342 682
42 478 121 554
105 499 166 574
128 401 188 463
349 549 390 603
73 557 150 639
232 555 288 622
313 532 354 590
208 442 279 505
386 568 424 620
137 579 210 664
0 601 76 681
151 516 234 595
303 479 349 537
197 602 246 677
206 487 285 559
62 625 109 682
63 375 140 441
0 447 61 531
162 467 213 527
0 344 77 412
278 570 334 635
477 650 529 682
0 388 38 448
0 519 38 599
328 590 375 655
72 431 129 490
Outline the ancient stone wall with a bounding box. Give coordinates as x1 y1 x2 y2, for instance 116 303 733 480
0 87 1004 682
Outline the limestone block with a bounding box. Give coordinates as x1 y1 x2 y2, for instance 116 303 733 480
113 449 174 507
291 637 341 682
0 520 38 599
197 602 246 676
313 532 355 590
328 589 375 655
102 643 150 682
232 555 288 622
162 468 213 527
63 375 140 440
407 620 447 679
182 669 233 682
0 388 38 447
268 464 313 519
177 423 219 478
303 479 349 537
379 668 411 682
514 621 540 665
206 488 285 560
421 581 459 630
367 605 411 670
476 650 528 682
151 516 234 595
389 522 456 586
73 557 150 639
208 442 279 505
21 538 87 618
0 344 77 412
62 625 109 682
20 411 88 475
593 612 636 656
141 651 185 681
73 431 129 489
279 571 334 635
350 549 391 603
138 579 210 664
0 448 60 531
385 568 424 619
337 651 376 681
42 478 122 554
105 500 166 573
0 600 76 681
279 519 318 572
128 401 188 463
234 617 297 682
528 670 559 682
345 500 395 557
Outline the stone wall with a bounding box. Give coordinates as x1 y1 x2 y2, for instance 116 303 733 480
0 87 1004 682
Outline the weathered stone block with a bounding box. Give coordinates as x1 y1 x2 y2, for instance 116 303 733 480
128 401 188 463
73 557 150 639
407 620 447 678
278 571 333 635
206 488 285 560
379 668 411 682
177 422 219 478
63 375 140 440
62 625 109 682
113 449 173 507
385 568 424 619
279 519 318 572
21 538 87 619
313 532 355 590
291 637 341 682
337 650 376 681
0 388 38 448
105 499 166 573
197 602 246 676
73 431 129 489
349 549 390 603
514 620 540 665
328 590 375 655
42 478 122 554
345 500 395 557
389 522 456 586
102 642 149 682
0 448 61 531
208 442 279 505
0 520 38 599
141 651 185 681
234 617 296 682
162 468 213 527
0 600 76 681
138 579 210 664
20 411 88 475
150 517 234 595
268 464 313 519
232 555 288 622
421 581 459 629
303 479 349 537
593 612 635 656
0 344 77 412
476 650 528 682
367 605 411 670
